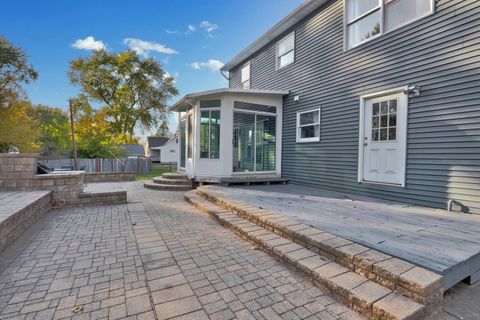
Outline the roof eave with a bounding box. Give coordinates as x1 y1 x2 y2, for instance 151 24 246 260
221 0 328 72
169 88 290 112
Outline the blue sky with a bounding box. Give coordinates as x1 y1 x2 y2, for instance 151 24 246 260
1 0 303 137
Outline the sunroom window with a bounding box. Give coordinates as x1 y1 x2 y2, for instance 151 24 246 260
346 0 433 49
297 109 320 143
200 105 221 159
276 32 295 69
241 62 250 89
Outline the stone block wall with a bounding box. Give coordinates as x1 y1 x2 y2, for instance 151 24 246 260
0 154 37 189
84 172 136 183
1 153 127 208
0 154 84 207
33 173 84 207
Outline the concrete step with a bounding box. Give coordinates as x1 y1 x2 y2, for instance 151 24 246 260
144 181 192 191
195 187 443 310
162 173 189 180
153 177 191 186
185 190 426 320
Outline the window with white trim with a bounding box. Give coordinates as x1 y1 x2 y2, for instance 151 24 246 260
276 32 295 69
345 0 434 49
296 108 320 143
241 62 250 89
200 100 221 159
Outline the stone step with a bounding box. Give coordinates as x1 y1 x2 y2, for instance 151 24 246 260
185 190 426 320
194 187 443 311
79 190 127 206
162 173 189 180
153 177 191 186
144 181 191 191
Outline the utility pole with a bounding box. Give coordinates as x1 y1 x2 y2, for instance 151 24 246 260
69 99 78 170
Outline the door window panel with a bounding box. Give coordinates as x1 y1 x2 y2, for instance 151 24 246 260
371 98 398 142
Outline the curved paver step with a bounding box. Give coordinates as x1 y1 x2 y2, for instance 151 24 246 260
185 191 425 320
194 187 443 310
144 181 191 191
152 177 191 186
162 173 189 180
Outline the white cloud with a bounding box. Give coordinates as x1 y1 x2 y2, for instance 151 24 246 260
166 24 197 36
190 59 224 71
72 36 106 51
123 38 178 56
200 21 218 33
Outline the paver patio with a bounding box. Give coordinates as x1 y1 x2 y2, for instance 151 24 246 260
0 182 365 320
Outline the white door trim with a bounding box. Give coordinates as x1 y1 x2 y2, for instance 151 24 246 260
358 86 409 187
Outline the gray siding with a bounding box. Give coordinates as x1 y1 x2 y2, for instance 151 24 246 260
228 0 480 213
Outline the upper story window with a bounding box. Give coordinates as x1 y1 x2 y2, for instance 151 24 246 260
276 32 295 69
241 62 250 89
346 0 434 49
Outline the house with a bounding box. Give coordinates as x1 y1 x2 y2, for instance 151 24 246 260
149 135 178 164
172 0 480 214
120 144 145 158
146 137 169 163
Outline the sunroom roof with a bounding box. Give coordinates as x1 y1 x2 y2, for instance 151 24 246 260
170 88 289 112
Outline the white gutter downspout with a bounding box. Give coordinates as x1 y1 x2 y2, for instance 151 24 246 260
220 70 229 81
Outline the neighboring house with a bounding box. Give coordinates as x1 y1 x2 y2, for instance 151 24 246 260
149 135 179 164
146 137 169 163
172 0 480 213
121 144 145 158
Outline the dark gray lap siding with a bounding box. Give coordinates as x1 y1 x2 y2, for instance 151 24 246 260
228 0 480 213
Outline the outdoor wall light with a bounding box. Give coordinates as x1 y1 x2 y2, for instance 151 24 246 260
293 95 300 102
404 85 421 98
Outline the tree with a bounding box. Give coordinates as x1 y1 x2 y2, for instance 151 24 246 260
156 120 169 138
71 95 125 158
0 99 39 153
0 36 38 104
31 105 71 157
68 50 178 142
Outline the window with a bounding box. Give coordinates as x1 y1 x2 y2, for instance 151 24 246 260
241 62 250 89
200 100 221 108
276 32 295 69
345 0 433 49
199 101 221 159
371 99 397 141
297 109 320 143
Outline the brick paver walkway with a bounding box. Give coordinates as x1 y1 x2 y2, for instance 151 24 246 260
0 182 364 320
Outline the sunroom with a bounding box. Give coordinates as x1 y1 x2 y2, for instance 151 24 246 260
171 88 288 183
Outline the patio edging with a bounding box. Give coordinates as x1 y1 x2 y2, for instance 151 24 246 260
194 186 443 309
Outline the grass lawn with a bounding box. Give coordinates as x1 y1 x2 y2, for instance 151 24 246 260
136 167 176 181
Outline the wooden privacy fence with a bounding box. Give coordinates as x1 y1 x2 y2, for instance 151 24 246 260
39 157 149 174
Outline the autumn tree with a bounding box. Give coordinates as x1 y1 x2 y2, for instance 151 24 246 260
31 105 71 157
70 95 125 158
0 36 38 105
68 50 178 142
0 99 39 152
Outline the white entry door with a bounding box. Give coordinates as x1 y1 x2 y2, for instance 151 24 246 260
362 92 407 186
